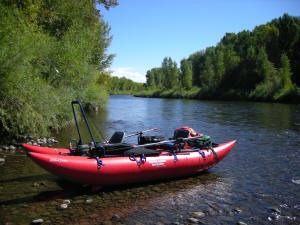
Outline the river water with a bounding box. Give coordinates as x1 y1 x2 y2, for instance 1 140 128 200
1 95 300 224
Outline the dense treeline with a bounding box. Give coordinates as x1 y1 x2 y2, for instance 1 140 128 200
98 73 144 94
0 0 118 140
140 14 300 102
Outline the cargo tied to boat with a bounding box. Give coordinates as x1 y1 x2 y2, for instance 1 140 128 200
23 101 236 185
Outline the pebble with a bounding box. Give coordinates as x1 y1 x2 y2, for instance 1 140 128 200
280 204 289 208
86 199 93 204
111 214 120 222
234 207 242 213
60 203 68 209
32 218 44 224
268 213 280 221
37 138 47 145
33 182 40 187
208 208 217 216
283 216 296 221
8 145 16 151
236 222 247 225
269 206 280 213
294 205 300 209
187 218 199 224
191 211 205 218
63 199 71 205
291 179 300 184
0 158 5 164
24 137 58 146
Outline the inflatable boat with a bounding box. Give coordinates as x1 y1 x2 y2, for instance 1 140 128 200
24 101 236 185
25 140 236 185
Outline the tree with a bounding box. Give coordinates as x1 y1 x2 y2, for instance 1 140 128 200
0 0 118 139
274 53 294 100
180 59 193 89
142 14 300 102
161 57 179 89
153 68 164 88
146 70 155 88
213 48 225 89
188 51 206 86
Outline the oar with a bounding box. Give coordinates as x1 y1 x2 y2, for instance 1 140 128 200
124 128 157 138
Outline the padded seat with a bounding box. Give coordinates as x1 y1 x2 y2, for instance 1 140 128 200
109 131 125 143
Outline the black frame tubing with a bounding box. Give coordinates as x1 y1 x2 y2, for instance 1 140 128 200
71 101 96 145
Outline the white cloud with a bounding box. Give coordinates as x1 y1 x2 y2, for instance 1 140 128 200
111 67 146 83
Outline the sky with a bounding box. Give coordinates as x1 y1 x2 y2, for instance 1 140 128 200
100 0 300 83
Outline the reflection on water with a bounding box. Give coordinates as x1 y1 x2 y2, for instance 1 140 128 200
1 95 300 224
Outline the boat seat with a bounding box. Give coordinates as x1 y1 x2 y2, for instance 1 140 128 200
173 129 190 139
109 131 125 143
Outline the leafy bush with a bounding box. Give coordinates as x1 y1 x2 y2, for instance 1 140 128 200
0 1 116 141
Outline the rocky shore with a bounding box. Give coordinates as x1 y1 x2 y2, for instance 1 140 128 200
0 136 59 151
0 136 59 164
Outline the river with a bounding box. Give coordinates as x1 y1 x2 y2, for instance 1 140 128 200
1 95 300 224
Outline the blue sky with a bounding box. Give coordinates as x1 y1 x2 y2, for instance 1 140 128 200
100 0 300 83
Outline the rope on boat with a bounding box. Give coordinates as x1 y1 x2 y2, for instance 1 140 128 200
172 151 178 162
198 150 206 160
94 156 104 169
129 153 146 166
210 148 218 161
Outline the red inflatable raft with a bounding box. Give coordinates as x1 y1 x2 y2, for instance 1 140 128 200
24 140 236 185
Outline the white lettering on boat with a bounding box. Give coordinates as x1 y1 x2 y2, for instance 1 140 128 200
148 159 166 167
49 158 68 163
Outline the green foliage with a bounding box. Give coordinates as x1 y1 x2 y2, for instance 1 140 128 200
146 70 155 88
250 53 296 101
273 54 295 101
249 58 280 101
98 72 144 94
180 59 193 89
162 57 179 89
143 14 300 102
0 0 118 140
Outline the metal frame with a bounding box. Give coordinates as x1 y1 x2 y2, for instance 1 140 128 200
71 101 96 145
